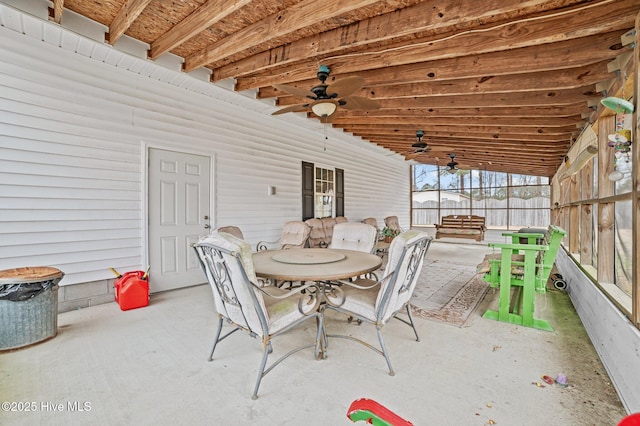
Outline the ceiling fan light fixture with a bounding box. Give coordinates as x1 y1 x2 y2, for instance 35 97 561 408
311 101 337 117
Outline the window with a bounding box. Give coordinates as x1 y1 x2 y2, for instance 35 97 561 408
411 164 550 229
315 166 334 218
554 113 636 323
301 162 344 220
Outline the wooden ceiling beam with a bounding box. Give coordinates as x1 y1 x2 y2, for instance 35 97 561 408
335 104 588 118
258 61 612 99
404 150 565 162
367 135 569 149
371 140 569 152
340 124 578 135
213 0 587 80
184 0 396 72
329 116 584 127
238 30 627 91
412 156 563 166
48 0 64 24
351 131 571 143
409 159 558 176
148 0 254 60
231 0 640 90
407 162 559 175
407 150 558 167
319 0 637 75
277 85 598 108
105 0 153 45
62 0 637 177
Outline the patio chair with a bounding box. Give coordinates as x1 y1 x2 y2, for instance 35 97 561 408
322 231 432 375
329 222 378 254
216 226 244 240
306 217 339 248
335 216 348 224
477 225 567 331
362 217 382 240
256 221 310 251
383 216 403 233
193 231 324 399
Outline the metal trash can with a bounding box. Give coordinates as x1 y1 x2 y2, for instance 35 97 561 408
0 266 64 351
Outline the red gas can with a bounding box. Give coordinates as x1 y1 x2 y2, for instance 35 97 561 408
114 270 149 311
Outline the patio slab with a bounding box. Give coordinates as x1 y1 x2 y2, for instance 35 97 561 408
0 239 626 425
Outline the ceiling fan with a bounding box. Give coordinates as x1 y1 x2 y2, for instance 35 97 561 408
443 153 472 172
410 130 429 152
404 131 450 159
271 65 381 121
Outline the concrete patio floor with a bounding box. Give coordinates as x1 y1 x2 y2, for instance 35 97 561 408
1 235 627 425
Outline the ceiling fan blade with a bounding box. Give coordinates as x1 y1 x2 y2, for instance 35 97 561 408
271 103 310 115
273 84 316 99
326 76 365 98
340 96 381 110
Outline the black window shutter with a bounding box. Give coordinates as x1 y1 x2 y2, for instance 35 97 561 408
335 168 344 217
302 161 314 220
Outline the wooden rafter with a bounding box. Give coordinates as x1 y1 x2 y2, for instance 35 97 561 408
148 0 254 60
48 0 64 24
105 0 153 45
212 0 589 80
236 30 627 91
183 0 396 72
259 61 613 100
57 0 640 176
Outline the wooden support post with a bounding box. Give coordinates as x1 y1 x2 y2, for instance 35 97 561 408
598 115 616 284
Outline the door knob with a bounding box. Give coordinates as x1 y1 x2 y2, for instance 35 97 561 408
204 224 211 229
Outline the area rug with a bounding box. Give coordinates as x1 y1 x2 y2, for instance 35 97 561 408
410 260 489 327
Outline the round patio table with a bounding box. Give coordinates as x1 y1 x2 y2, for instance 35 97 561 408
253 248 381 282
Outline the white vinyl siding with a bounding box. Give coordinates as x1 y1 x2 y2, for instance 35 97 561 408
0 4 409 286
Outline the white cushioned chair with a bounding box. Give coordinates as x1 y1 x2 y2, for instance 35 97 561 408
216 225 244 240
322 231 432 375
383 215 403 233
193 231 323 399
256 221 311 251
329 222 378 254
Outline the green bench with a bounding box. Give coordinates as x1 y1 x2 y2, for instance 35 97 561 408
477 225 566 331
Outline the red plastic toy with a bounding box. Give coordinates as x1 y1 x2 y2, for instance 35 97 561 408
347 398 413 426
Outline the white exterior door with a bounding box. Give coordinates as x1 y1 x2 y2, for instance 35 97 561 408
148 148 211 292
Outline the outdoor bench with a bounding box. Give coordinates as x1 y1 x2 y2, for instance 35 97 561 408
434 215 486 242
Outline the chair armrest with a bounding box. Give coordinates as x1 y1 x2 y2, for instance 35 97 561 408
256 239 279 251
334 278 381 290
256 281 320 298
489 242 549 252
502 232 545 238
255 281 322 315
501 232 545 245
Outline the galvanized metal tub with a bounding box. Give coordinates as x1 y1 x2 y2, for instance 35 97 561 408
0 267 64 351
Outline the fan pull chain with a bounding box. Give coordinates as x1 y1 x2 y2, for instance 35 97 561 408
323 123 328 151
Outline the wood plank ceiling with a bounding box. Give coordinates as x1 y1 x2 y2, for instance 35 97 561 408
53 0 638 177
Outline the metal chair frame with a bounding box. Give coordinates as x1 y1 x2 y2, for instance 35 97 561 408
194 240 323 399
322 233 432 375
